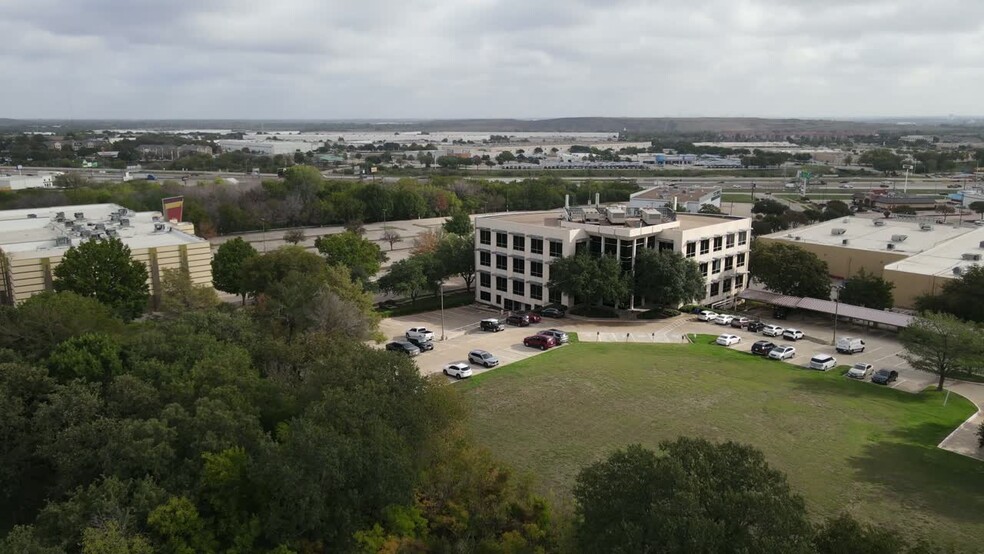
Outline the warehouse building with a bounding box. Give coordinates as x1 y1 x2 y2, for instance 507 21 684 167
474 198 752 311
0 173 58 191
0 204 213 305
629 186 722 213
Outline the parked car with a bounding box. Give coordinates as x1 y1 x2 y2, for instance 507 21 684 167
782 328 805 341
714 314 735 325
480 318 505 332
539 329 569 344
716 334 741 346
385 341 421 357
468 349 499 368
505 314 530 327
697 310 718 322
846 363 873 379
406 327 435 341
540 307 566 318
751 340 777 355
523 334 557 350
746 321 766 333
407 337 434 351
871 368 899 385
377 299 398 310
768 345 796 360
762 324 784 337
443 362 473 379
835 337 866 354
730 316 752 328
809 354 837 371
518 311 542 323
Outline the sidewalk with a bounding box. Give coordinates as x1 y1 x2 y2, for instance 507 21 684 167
938 380 984 461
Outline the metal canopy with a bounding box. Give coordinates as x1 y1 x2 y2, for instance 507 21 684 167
738 289 914 328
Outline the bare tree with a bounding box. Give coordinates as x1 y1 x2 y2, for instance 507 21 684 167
283 228 306 245
381 228 403 251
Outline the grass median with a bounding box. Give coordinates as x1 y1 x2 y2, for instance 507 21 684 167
458 339 984 549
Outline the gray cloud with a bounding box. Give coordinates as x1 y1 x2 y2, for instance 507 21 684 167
1 0 982 119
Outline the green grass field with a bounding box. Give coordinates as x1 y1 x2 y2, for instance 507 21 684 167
459 340 984 549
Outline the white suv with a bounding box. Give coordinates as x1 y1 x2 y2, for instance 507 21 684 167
762 325 784 337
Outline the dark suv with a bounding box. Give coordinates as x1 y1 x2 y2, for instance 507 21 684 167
385 341 421 357
751 340 776 356
523 334 557 350
407 337 434 351
480 318 505 332
506 314 530 327
746 321 766 333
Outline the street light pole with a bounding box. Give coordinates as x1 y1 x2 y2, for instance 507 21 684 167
902 163 913 195
831 285 842 346
440 282 446 341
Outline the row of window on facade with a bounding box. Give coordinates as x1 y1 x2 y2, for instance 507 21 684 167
477 272 743 303
478 251 547 277
685 231 748 258
710 274 744 297
479 229 563 257
698 253 746 276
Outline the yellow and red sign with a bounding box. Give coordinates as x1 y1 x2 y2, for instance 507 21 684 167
162 196 184 222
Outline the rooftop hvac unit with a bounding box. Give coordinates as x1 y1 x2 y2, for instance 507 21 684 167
106 229 119 238
74 212 84 220
890 234 908 242
794 236 801 241
54 236 71 247
920 223 933 231
117 208 127 216
153 222 166 232
27 213 37 219
873 220 886 226
842 239 849 245
94 223 105 231
962 253 982 261
887 243 895 250
152 215 161 222
109 212 120 221
119 218 130 227
54 211 65 222
980 240 984 249
954 267 963 275
606 207 626 225
79 229 92 238
831 228 846 235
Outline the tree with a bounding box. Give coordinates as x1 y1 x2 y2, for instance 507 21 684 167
821 200 852 220
697 203 722 214
915 265 984 323
858 149 902 173
548 253 631 308
573 439 811 554
376 257 433 304
282 229 306 245
970 201 984 220
899 312 984 391
812 513 908 554
935 203 956 222
53 238 150 321
47 333 123 383
751 198 788 216
380 228 402 251
314 231 386 282
633 249 705 307
436 233 476 293
978 420 984 449
749 241 831 298
211 238 258 305
838 269 894 310
495 151 515 164
411 229 445 255
0 291 123 360
442 211 473 235
158 268 220 313
53 172 91 189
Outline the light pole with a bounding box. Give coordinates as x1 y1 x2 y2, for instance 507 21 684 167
439 282 446 341
831 285 843 346
902 163 914 195
260 218 268 253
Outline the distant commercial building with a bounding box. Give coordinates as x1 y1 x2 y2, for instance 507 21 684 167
0 173 58 191
474 200 752 311
759 216 980 307
0 204 212 305
629 187 722 213
215 140 318 156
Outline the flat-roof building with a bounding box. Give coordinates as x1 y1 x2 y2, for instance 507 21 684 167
0 204 212 305
474 201 752 312
629 186 722 213
0 173 58 191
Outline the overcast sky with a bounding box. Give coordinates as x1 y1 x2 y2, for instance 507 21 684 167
1 0 982 120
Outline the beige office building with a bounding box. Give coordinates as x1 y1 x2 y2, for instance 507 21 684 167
0 204 212 305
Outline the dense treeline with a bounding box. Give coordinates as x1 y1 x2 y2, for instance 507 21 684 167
0 168 639 236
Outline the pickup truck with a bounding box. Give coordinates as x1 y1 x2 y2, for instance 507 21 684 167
405 327 435 342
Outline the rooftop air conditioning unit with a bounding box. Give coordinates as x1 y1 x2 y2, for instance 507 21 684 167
152 215 161 222
106 229 119 238
117 208 127 216
153 222 166 232
54 211 65 222
979 240 984 249
887 243 895 250
54 236 70 247
831 228 846 235
79 229 92 238
842 239 849 245
27 213 37 219
890 234 908 242
954 267 963 275
874 220 886 226
962 253 982 261
74 212 84 220
794 236 801 241
119 218 130 227
94 223 105 231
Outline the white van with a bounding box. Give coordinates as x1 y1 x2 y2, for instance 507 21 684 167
835 337 865 354
809 354 837 371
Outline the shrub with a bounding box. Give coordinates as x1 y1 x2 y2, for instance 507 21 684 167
569 305 619 319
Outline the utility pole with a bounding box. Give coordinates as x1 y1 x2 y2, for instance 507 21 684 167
902 163 913 195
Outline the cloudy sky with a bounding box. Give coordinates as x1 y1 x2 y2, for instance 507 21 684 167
1 0 982 120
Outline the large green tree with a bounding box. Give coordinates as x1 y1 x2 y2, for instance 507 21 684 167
548 253 631 308
442 211 473 235
915 265 984 323
858 149 902 173
210 237 258 304
838 269 894 310
573 439 812 554
435 233 476 293
314 231 386 282
899 311 984 391
633 249 705 307
0 292 123 360
749 241 831 298
53 238 149 321
376 257 435 304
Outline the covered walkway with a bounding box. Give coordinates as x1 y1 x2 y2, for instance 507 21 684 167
738 289 914 329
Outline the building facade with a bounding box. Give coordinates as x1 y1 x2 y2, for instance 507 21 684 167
474 205 752 311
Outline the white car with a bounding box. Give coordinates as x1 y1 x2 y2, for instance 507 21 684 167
443 362 473 379
716 334 741 346
768 345 796 360
846 363 873 379
809 354 837 371
762 324 784 337
698 310 718 322
406 327 435 342
839 184 854 189
782 329 804 341
714 314 735 325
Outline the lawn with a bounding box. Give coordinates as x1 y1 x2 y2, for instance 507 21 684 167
458 339 984 549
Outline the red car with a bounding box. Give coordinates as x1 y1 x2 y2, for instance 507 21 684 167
520 311 542 323
523 334 557 350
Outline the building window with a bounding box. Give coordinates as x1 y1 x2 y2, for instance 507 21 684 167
738 231 748 246
724 256 734 271
737 253 746 267
496 254 508 270
686 242 697 258
530 283 543 300
659 241 674 252
723 278 733 293
496 276 508 292
699 262 708 277
479 229 491 245
531 238 543 254
549 240 563 257
496 232 508 248
712 259 721 274
480 272 491 288
700 239 710 255
513 235 525 251
512 280 525 296
735 274 744 288
713 237 723 252
531 260 543 278
480 251 491 267
513 258 525 274
710 282 720 296
480 291 491 301
726 233 735 248
548 287 561 304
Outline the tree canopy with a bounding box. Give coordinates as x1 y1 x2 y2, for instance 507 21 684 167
52 238 150 321
750 241 831 299
548 253 631 308
210 237 258 303
634 249 705 307
838 269 894 310
915 265 984 323
442 211 474 235
899 311 984 391
314 231 386 282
